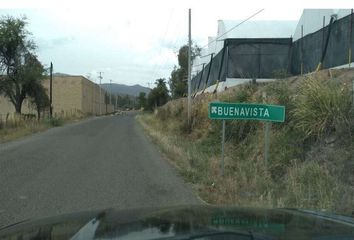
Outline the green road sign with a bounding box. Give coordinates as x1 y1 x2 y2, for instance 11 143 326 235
209 102 285 122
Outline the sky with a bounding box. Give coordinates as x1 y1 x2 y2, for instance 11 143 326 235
0 0 352 87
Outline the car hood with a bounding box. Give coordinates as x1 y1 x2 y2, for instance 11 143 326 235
1 205 354 239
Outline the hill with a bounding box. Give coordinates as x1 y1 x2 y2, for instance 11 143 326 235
137 68 354 215
100 83 151 96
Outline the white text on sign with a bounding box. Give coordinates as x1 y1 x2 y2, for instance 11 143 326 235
211 106 270 118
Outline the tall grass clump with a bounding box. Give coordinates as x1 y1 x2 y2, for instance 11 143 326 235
46 117 64 127
292 76 352 139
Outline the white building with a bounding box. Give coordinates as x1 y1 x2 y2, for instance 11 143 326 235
293 9 352 41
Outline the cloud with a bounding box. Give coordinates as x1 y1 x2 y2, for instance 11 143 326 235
150 48 177 66
36 36 75 50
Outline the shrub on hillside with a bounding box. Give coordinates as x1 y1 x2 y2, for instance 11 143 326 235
156 107 169 122
272 69 292 79
292 76 352 139
266 81 294 109
223 83 258 103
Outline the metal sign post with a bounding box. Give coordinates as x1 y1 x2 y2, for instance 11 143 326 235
49 62 53 118
264 120 270 170
220 120 226 176
263 92 270 169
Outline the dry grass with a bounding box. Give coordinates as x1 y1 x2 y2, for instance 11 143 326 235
136 69 354 214
0 121 50 143
137 113 275 208
0 114 86 143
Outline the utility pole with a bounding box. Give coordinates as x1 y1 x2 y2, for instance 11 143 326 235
49 62 53 118
92 79 95 115
98 72 103 115
91 76 96 115
116 94 118 111
187 8 192 125
110 79 113 106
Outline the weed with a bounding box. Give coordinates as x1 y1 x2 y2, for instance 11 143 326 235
292 75 352 139
272 69 292 79
47 117 64 127
284 160 342 210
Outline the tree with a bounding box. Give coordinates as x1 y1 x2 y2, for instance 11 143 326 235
29 83 49 120
137 92 147 109
169 66 187 98
169 44 201 99
147 78 169 110
0 16 45 114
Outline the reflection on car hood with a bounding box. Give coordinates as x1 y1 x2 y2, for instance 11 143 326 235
1 205 354 239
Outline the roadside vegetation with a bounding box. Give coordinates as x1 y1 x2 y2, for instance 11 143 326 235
0 113 88 143
137 68 354 215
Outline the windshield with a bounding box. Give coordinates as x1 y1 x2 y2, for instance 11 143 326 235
0 0 354 238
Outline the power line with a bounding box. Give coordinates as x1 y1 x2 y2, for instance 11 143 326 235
150 9 174 84
199 9 264 50
152 10 187 85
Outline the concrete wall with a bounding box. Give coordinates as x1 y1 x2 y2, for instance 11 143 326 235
0 75 115 119
81 77 114 115
43 75 115 116
42 76 82 117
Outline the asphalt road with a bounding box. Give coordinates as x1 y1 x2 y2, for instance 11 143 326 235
0 113 199 227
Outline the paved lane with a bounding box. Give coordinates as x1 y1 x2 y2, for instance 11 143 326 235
0 113 199 227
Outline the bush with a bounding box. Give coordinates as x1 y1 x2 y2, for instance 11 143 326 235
223 83 258 103
47 117 63 127
156 107 169 122
272 69 292 79
266 81 294 108
292 76 352 139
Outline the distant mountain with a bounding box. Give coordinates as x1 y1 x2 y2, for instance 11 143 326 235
100 83 151 96
53 72 72 77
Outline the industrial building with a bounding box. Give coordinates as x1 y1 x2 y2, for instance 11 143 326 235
0 75 114 119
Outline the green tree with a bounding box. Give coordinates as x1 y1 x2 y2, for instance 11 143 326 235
123 94 130 108
137 92 147 109
169 44 201 99
29 83 49 120
0 16 44 114
147 78 169 110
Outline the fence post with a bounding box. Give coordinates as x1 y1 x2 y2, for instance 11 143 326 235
301 24 304 75
349 9 353 67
